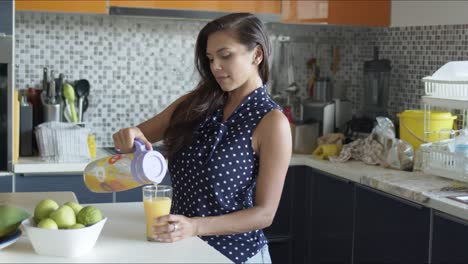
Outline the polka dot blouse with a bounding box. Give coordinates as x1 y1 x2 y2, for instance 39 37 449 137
169 85 281 263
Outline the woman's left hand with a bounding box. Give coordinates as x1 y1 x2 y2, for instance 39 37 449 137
152 214 198 242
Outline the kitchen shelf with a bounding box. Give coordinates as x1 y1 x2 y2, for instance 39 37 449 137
421 96 468 109
12 148 110 175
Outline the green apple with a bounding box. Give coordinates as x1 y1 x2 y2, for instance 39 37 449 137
34 199 59 223
49 205 76 229
69 223 85 229
37 218 58 230
64 202 83 215
76 206 103 226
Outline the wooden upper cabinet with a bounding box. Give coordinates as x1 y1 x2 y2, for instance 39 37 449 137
16 0 107 14
109 1 281 14
282 0 390 27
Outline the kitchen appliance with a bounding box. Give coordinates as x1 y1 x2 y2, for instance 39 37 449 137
302 98 335 136
291 122 319 154
333 98 353 133
363 46 391 118
19 92 33 156
312 78 332 102
0 1 13 171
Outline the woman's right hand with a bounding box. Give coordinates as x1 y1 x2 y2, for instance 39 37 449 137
112 127 153 153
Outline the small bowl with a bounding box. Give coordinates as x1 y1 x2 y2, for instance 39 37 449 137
21 217 107 258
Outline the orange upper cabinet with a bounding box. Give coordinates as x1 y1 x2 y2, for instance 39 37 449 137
109 1 281 15
16 0 107 14
282 0 390 27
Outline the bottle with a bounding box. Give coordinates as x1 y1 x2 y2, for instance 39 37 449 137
453 129 468 173
84 139 167 193
87 134 96 159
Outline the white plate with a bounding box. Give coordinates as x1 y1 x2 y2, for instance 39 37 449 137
0 229 22 250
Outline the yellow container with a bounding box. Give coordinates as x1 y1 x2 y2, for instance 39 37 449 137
397 110 456 150
87 134 96 159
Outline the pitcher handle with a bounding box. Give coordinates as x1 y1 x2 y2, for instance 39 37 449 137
134 138 147 153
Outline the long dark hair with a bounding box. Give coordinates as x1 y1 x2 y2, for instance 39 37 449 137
164 13 271 162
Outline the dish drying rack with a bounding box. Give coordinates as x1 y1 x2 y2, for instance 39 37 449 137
420 61 468 183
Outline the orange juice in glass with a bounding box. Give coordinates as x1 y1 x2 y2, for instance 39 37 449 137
142 185 172 241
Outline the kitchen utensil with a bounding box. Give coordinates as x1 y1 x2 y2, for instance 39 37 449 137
301 98 335 136
63 83 78 123
333 98 353 133
285 84 301 122
307 57 318 97
55 73 64 122
292 121 319 154
83 97 89 113
331 46 340 74
312 78 332 102
42 67 48 97
19 92 33 156
63 102 72 123
0 229 21 250
48 70 56 104
74 79 90 122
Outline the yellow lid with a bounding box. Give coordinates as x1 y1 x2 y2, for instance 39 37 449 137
397 110 456 120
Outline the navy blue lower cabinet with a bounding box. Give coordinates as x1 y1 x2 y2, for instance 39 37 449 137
15 174 112 204
432 210 468 264
354 185 430 264
309 170 354 264
290 166 314 264
264 167 295 264
0 175 12 192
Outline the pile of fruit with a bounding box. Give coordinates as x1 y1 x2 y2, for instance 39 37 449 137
33 199 103 229
0 205 30 238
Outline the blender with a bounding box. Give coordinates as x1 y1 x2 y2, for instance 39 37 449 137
363 46 391 118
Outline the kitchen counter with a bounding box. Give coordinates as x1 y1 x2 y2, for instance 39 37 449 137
13 148 110 174
10 152 468 221
0 191 78 211
293 154 468 221
0 202 232 263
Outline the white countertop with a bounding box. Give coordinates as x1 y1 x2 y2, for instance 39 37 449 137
0 202 232 263
13 149 110 174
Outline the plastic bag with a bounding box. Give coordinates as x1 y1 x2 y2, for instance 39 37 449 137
373 117 414 171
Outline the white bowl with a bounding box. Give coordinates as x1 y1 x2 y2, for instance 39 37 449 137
21 217 107 258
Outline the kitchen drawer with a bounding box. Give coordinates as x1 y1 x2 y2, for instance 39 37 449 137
15 174 112 204
0 175 13 192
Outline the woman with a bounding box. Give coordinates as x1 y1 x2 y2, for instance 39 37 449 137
113 13 291 263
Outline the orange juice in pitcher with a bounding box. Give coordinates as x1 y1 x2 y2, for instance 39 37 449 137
84 139 167 193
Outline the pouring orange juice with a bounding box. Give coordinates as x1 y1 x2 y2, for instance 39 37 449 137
143 185 172 241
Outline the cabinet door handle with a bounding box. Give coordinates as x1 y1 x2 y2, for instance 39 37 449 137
357 184 424 210
434 210 468 226
310 168 352 184
267 235 291 244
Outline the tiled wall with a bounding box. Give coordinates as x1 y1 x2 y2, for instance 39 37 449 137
15 11 468 146
16 12 205 146
365 25 468 116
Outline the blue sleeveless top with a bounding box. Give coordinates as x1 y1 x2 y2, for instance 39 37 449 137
169 85 281 263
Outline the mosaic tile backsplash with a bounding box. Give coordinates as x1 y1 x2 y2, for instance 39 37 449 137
15 12 468 146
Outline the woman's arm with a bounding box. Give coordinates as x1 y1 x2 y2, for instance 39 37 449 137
137 94 188 143
154 109 292 240
113 94 188 152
